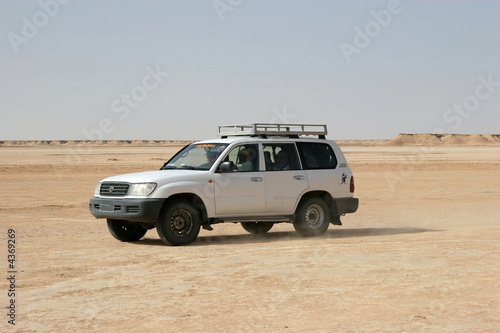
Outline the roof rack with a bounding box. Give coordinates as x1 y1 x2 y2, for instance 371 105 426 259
218 123 328 139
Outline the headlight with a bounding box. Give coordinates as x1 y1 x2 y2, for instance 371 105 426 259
128 183 157 196
94 183 101 196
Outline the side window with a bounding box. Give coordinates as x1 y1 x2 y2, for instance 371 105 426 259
224 144 259 172
263 143 301 171
297 142 338 170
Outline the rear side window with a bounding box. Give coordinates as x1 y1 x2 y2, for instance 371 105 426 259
263 143 301 171
297 142 338 169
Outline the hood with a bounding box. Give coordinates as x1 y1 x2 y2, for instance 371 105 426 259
101 170 207 184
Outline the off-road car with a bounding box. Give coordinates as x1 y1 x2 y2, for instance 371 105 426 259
89 123 358 245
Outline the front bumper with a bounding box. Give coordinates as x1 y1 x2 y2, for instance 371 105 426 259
89 197 164 222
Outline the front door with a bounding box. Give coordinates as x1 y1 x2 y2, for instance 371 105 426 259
213 144 266 216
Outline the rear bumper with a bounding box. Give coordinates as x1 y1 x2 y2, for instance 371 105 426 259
332 197 359 216
89 197 164 222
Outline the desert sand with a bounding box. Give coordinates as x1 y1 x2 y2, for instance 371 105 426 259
0 135 499 332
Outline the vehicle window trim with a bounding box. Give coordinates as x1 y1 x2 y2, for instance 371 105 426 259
296 142 338 170
262 142 302 172
216 143 261 173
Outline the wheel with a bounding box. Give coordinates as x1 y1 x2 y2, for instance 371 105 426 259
156 200 201 246
241 222 274 235
107 219 147 242
293 197 330 237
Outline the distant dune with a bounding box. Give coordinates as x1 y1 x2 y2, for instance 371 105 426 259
382 133 500 146
0 134 499 147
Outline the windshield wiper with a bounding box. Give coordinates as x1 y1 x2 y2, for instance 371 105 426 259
161 164 204 171
179 165 196 170
160 165 178 170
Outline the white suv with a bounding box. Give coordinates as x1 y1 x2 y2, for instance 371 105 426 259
89 124 358 245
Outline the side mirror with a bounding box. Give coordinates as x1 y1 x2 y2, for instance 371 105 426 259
218 161 234 172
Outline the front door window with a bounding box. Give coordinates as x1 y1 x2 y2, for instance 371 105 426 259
225 144 259 172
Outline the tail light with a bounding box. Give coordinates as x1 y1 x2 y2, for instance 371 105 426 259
350 176 355 193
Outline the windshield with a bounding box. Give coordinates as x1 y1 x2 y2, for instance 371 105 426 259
161 143 228 170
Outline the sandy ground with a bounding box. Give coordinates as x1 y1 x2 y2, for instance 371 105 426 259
0 143 499 332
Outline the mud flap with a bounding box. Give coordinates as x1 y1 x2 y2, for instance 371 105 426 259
330 216 342 226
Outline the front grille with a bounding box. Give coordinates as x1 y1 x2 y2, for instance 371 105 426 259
100 183 129 196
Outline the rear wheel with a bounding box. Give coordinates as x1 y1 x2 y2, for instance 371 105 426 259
241 222 274 235
293 197 330 237
107 219 147 242
156 200 201 246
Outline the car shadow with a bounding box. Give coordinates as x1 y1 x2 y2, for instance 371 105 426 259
132 227 441 247
326 227 441 239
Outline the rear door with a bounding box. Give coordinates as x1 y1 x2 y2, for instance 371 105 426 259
263 143 309 213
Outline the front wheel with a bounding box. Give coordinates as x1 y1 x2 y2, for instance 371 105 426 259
293 197 330 237
241 222 274 235
156 200 201 246
107 219 147 242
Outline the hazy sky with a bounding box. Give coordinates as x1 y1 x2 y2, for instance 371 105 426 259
1 0 499 140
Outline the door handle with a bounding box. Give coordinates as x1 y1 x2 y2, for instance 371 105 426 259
250 177 263 182
293 175 305 180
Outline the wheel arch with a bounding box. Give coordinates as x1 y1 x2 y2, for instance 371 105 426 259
160 193 208 222
296 191 339 218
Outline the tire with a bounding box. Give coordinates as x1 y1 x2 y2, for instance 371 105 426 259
241 222 274 235
107 219 147 242
156 200 201 246
293 197 330 237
